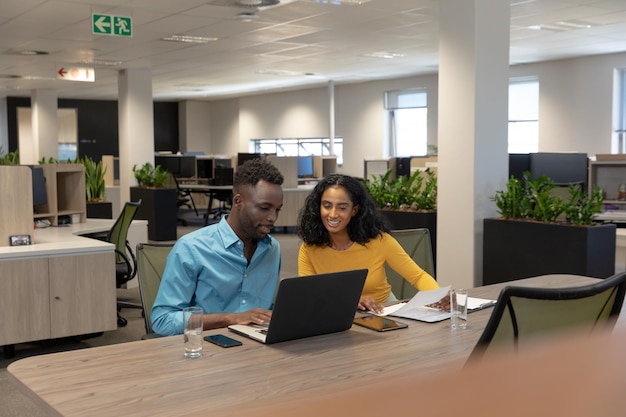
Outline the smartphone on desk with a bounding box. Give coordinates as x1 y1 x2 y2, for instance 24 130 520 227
353 316 408 332
205 334 243 348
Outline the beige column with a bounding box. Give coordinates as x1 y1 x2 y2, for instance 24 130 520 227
118 69 155 207
436 0 510 288
29 89 58 164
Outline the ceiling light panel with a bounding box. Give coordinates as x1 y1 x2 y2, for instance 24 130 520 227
161 34 218 43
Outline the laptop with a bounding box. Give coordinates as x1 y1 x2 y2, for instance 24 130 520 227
228 269 368 344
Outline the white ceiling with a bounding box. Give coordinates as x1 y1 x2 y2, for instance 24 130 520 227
1 0 625 101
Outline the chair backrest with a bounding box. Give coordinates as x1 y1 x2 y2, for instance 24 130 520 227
108 200 141 262
136 242 174 334
467 272 626 363
385 228 435 299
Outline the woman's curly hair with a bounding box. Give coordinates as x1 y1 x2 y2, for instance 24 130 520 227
298 174 389 246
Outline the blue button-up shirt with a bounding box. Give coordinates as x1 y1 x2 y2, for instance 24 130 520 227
151 217 281 336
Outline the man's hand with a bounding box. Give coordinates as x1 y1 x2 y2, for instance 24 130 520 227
232 308 272 326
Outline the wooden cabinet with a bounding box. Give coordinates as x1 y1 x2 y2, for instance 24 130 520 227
0 258 50 344
37 164 86 226
274 186 313 228
0 252 116 345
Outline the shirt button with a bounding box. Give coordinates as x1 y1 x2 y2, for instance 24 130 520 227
242 300 247 304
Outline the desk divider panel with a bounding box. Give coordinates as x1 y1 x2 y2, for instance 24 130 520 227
0 166 34 247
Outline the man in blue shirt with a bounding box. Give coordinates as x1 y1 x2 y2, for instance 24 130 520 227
151 159 284 336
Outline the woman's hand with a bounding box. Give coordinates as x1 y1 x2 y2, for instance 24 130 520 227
358 296 384 314
427 292 451 311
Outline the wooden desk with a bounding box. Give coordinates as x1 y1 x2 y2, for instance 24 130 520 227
7 274 609 417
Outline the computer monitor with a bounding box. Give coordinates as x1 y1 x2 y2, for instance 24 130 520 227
155 155 180 175
237 153 261 167
178 156 196 178
197 158 214 179
297 155 314 178
529 152 588 191
30 166 47 212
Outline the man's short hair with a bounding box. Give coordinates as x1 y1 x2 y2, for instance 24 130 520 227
234 158 284 190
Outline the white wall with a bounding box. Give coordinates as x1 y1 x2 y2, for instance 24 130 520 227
196 51 626 174
510 52 626 155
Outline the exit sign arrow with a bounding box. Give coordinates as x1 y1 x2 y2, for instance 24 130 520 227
93 15 112 34
57 67 95 82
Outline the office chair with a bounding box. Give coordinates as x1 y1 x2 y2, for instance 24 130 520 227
107 200 142 327
385 228 435 300
136 242 174 338
165 172 198 226
467 271 626 364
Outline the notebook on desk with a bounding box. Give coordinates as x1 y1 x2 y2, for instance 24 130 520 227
228 269 368 344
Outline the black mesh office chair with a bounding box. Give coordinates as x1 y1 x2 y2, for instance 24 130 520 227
165 172 198 225
101 200 142 327
467 272 626 364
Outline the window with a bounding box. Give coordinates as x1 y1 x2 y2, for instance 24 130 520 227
615 68 626 153
250 137 343 165
385 88 428 157
508 79 539 153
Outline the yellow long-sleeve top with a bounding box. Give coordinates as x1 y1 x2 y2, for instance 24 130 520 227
298 232 439 303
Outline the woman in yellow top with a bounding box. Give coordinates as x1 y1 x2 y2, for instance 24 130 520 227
298 174 439 313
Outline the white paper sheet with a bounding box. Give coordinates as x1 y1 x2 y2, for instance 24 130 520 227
376 286 496 323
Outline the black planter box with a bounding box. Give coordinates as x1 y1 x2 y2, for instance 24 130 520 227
130 187 177 241
483 218 616 285
379 210 437 272
86 201 113 219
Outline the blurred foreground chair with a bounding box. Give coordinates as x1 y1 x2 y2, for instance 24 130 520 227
136 242 174 338
467 272 626 363
386 228 435 300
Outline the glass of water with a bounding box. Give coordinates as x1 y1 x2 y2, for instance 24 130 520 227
183 306 204 358
450 289 468 329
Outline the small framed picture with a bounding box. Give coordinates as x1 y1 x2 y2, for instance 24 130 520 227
9 234 32 246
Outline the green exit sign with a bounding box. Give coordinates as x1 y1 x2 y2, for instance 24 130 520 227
92 13 132 37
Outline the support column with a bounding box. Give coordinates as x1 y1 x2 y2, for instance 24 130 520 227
118 69 154 207
436 0 510 288
0 98 8 154
328 80 335 156
29 89 58 164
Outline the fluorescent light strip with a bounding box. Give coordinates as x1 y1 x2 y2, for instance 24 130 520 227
362 51 406 59
161 35 218 44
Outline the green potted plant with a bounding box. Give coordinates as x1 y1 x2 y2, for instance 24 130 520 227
483 172 615 285
0 147 19 165
130 163 177 241
364 168 438 266
83 157 112 219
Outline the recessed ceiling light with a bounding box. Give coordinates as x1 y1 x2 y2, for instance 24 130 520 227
256 69 305 76
161 35 218 43
312 0 372 5
5 50 49 56
362 51 406 59
78 59 123 66
237 12 258 22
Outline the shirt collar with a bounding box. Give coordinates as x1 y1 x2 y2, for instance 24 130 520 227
216 216 274 249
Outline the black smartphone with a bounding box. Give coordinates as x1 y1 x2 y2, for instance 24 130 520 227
204 334 243 348
353 316 408 332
